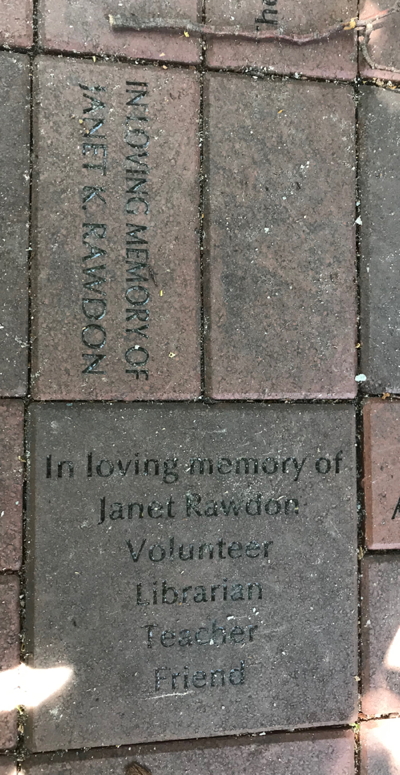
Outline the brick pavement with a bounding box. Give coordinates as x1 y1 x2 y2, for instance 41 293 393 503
0 2 400 772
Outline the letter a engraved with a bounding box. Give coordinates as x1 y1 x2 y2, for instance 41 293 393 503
392 497 400 519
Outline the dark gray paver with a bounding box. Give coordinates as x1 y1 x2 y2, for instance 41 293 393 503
363 399 400 549
0 0 33 48
0 53 30 397
361 556 400 716
361 719 400 775
205 0 357 79
359 87 400 394
38 0 201 64
0 401 24 571
23 730 355 775
27 403 357 751
204 74 356 400
32 57 200 401
0 577 20 750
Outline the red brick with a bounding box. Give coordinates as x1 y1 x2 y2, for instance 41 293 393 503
0 577 19 750
359 0 400 83
0 54 30 397
205 0 357 79
361 719 400 775
23 731 355 774
38 0 201 64
0 759 16 775
0 402 24 572
361 556 400 716
204 74 356 400
32 57 201 401
0 0 33 48
363 400 400 549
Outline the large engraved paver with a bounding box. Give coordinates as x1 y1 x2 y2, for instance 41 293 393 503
23 730 356 775
27 403 357 751
205 0 357 79
38 0 201 64
204 75 356 400
0 54 30 397
32 58 200 401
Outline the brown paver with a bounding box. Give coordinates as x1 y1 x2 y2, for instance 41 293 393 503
32 57 200 401
0 760 16 775
0 402 24 572
361 719 400 775
0 54 30 397
361 556 400 716
0 577 19 750
204 0 357 79
363 400 400 549
26 402 357 751
359 86 400 394
38 0 201 64
0 0 33 48
23 730 355 774
359 0 400 83
204 74 356 400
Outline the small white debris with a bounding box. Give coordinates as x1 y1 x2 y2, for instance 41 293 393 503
355 374 367 383
355 216 363 225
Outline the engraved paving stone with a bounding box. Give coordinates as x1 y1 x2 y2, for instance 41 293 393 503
0 54 30 397
23 730 356 775
359 87 400 394
37 0 201 64
204 0 357 80
0 0 33 48
204 75 356 400
0 401 24 571
361 556 400 717
363 399 400 550
0 577 20 750
32 57 200 401
26 403 357 751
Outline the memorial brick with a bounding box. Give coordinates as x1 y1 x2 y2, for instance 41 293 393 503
360 719 400 775
37 0 201 64
363 399 400 549
26 402 357 751
0 401 24 571
23 730 356 775
359 0 400 84
0 577 20 750
32 58 200 401
359 87 400 394
0 54 30 397
204 75 356 400
0 0 33 48
204 0 357 79
361 556 400 716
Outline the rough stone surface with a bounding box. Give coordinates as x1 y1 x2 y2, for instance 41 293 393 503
0 402 24 572
204 75 356 400
32 57 200 401
205 0 357 79
359 0 400 83
363 399 400 549
27 402 357 751
361 556 400 716
360 719 400 775
359 87 400 394
0 0 33 48
0 760 16 775
38 0 201 64
0 577 20 750
0 54 30 397
23 730 355 775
